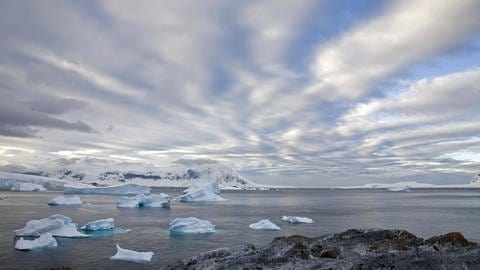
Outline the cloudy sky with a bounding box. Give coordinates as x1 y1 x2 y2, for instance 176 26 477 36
1 1 480 187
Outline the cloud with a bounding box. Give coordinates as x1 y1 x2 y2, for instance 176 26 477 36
0 99 96 137
307 0 480 100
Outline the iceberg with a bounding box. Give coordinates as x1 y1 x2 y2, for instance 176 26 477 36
110 244 154 263
249 219 280 230
177 181 226 202
14 233 58 251
281 216 314 224
0 172 67 190
11 182 46 192
387 186 411 192
15 214 88 238
48 195 82 205
117 193 170 208
64 183 150 195
81 218 114 231
169 217 216 234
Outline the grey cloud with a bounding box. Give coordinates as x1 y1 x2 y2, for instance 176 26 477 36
28 97 87 115
172 159 220 167
0 99 96 137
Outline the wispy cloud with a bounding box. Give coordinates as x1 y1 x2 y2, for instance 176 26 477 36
0 0 479 186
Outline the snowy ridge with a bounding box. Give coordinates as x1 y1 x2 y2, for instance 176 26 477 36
340 174 480 189
2 162 265 190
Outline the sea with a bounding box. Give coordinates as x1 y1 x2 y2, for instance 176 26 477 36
1 188 480 269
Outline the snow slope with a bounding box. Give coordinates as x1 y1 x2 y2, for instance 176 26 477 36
2 162 266 190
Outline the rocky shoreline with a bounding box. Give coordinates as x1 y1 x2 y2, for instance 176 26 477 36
163 229 480 270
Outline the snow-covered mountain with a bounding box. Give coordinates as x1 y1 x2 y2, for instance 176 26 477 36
4 161 263 190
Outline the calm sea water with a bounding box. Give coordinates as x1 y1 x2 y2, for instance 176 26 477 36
1 188 480 269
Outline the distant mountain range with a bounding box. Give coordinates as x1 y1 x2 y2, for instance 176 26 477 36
6 162 263 190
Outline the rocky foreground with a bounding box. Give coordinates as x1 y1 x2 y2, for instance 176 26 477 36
163 229 480 270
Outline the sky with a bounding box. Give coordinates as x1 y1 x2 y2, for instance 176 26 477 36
0 0 480 187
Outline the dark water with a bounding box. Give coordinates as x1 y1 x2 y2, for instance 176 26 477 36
1 189 480 269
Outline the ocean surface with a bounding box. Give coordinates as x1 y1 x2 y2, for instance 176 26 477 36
1 188 480 269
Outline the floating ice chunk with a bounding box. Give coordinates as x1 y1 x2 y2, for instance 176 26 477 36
15 214 88 238
48 195 82 205
81 218 114 231
249 219 280 230
117 193 170 208
177 181 226 202
11 182 46 192
169 217 216 234
387 186 410 192
281 216 314 224
15 233 58 251
64 183 150 195
110 244 154 263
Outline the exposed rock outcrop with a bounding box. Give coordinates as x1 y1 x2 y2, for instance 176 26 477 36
163 229 480 270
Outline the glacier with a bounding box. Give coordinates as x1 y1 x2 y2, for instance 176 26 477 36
64 183 151 195
81 218 114 231
48 195 82 205
11 182 46 192
169 217 216 234
15 214 88 238
249 219 281 230
177 181 226 202
117 193 170 208
281 216 314 224
110 244 154 263
0 172 67 190
14 233 58 251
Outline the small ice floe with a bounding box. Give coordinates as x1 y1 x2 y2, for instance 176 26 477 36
387 186 410 192
281 216 314 224
110 244 154 263
81 218 115 231
177 181 226 202
117 193 170 208
11 182 46 192
64 183 151 195
15 233 58 251
169 217 216 234
48 195 82 206
15 214 88 238
249 219 280 230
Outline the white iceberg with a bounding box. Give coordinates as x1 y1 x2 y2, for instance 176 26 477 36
387 186 411 192
249 219 280 230
0 172 67 190
15 214 88 238
169 217 216 234
110 244 154 262
15 232 58 251
11 182 46 192
281 216 314 224
64 183 150 195
81 218 115 231
117 193 170 208
177 181 226 202
48 195 82 205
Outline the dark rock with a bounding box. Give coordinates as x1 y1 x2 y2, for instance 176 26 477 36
162 229 480 270
426 231 477 249
319 247 340 258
